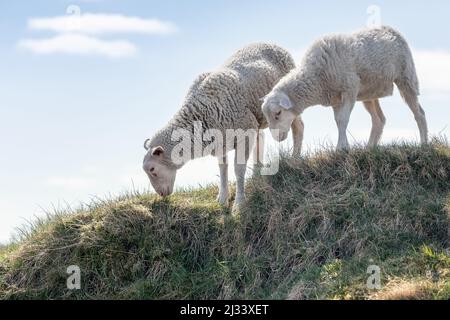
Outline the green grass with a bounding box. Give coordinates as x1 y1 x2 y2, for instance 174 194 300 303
1 140 449 300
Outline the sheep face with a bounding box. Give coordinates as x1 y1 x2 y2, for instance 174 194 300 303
262 91 297 142
143 145 177 197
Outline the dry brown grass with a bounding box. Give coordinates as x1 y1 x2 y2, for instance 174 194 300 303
372 279 433 300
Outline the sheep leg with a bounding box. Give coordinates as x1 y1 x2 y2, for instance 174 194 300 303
291 116 304 157
397 85 428 144
409 100 428 144
333 98 355 150
234 142 251 209
363 99 386 147
216 155 229 205
252 129 265 167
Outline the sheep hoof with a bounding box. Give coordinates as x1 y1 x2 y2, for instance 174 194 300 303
231 203 241 214
232 195 246 213
216 193 229 206
336 144 350 151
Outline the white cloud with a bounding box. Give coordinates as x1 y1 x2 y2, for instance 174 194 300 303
45 176 97 189
28 13 178 35
413 49 450 94
18 34 137 58
18 12 177 58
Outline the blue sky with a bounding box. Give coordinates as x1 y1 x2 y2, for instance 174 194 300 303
1 0 450 243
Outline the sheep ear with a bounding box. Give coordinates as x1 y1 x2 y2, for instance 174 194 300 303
279 95 293 110
144 139 151 150
152 146 165 157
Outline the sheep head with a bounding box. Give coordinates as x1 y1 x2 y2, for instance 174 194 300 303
261 91 297 142
142 142 177 197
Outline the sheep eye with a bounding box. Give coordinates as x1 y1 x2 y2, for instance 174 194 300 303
150 168 155 172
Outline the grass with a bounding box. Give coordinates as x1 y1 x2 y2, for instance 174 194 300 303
0 140 449 300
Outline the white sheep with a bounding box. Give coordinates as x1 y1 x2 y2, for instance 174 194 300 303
143 43 297 208
262 26 428 150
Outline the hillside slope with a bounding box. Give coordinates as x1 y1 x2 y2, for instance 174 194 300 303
1 141 449 299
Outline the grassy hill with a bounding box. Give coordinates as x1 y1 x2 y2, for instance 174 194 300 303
1 141 449 300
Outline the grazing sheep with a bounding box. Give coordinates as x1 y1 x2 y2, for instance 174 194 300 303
143 43 296 208
262 26 428 150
